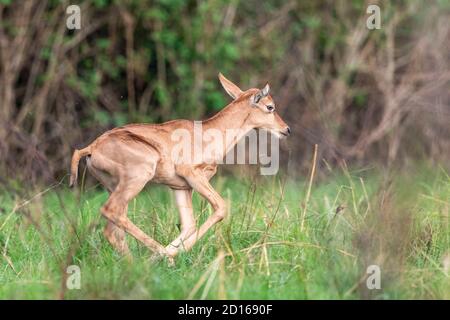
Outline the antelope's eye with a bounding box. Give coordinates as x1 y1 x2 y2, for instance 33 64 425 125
266 105 275 112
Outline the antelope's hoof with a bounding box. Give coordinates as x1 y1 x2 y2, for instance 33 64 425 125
167 256 175 267
165 245 179 258
149 251 175 266
149 253 164 264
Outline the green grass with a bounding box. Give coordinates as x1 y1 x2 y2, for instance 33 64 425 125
0 166 449 299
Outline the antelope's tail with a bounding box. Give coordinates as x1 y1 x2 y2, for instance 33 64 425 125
69 146 92 188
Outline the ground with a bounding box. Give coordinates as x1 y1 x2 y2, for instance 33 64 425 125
0 165 449 299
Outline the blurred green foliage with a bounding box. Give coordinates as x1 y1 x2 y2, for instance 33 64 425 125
63 0 294 123
0 0 448 181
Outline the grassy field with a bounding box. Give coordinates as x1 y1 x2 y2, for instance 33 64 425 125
0 165 449 299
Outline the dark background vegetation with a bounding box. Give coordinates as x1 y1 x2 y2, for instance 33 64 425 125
0 0 449 183
0 1 449 300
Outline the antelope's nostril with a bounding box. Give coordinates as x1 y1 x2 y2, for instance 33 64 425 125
286 127 291 135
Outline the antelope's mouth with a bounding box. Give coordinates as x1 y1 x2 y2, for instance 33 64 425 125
267 129 288 139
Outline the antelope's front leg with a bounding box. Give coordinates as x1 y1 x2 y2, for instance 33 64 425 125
166 189 196 256
167 172 226 257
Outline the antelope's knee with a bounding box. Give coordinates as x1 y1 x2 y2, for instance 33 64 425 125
100 204 115 219
214 199 227 222
100 205 109 218
101 204 125 225
103 224 113 238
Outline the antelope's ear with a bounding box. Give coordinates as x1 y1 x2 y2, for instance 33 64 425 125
218 73 243 99
261 83 270 97
253 83 270 104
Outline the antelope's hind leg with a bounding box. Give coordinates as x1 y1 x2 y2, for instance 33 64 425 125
87 159 130 256
91 135 171 262
100 168 169 257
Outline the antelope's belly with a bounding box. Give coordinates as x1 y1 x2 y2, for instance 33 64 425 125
152 161 190 189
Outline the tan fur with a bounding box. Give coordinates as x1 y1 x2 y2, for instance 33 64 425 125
69 73 290 261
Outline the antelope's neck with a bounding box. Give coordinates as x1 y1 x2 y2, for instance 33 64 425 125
201 101 254 160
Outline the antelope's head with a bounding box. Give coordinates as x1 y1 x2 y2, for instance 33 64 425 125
218 73 291 138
